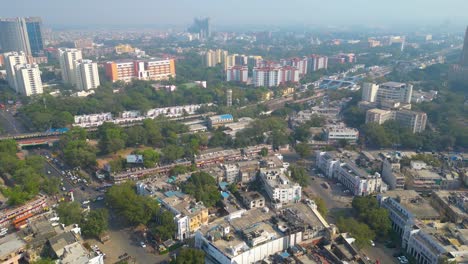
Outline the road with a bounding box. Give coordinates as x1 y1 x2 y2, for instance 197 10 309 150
0 108 26 135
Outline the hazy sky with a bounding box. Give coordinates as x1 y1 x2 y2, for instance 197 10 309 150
2 0 467 28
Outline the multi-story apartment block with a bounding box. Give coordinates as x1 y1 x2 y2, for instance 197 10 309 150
160 195 209 240
14 64 43 96
381 157 406 190
259 168 302 206
365 108 427 133
362 81 413 105
223 164 240 183
281 57 308 76
252 66 300 87
324 125 359 143
58 48 83 86
226 65 248 83
315 152 386 196
105 58 175 82
204 49 228 67
378 191 466 264
4 51 27 92
75 59 100 90
308 55 328 72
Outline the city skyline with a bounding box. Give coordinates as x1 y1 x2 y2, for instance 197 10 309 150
1 0 468 29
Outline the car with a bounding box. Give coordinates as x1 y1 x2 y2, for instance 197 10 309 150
140 241 146 248
62 187 66 191
82 200 90 205
370 240 375 247
96 196 104 201
81 186 86 191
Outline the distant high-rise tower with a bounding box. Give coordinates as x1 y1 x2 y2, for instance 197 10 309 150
227 89 232 107
0 18 31 55
25 17 44 56
449 26 468 83
4 51 27 92
461 26 468 66
58 48 83 85
75 59 100 90
188 17 210 40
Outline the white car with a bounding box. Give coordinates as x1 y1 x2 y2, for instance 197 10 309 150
140 241 146 248
370 240 375 247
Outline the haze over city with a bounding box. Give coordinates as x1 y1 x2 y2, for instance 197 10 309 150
0 1 467 264
2 0 468 29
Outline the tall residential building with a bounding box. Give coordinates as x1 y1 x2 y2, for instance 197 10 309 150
365 108 427 133
0 18 31 55
226 89 232 107
461 26 468 66
75 59 100 90
362 82 413 104
281 57 308 76
226 65 248 83
105 58 175 82
252 66 300 87
204 49 228 67
361 82 379 102
24 17 44 56
4 51 27 92
307 55 328 72
449 26 468 83
188 17 210 40
14 64 43 96
58 48 83 85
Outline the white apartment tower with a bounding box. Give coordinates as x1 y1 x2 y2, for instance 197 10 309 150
59 48 83 85
4 51 27 92
75 59 100 90
362 82 379 102
14 64 43 96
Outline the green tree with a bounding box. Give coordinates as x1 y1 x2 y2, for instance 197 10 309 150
56 202 83 226
106 183 159 225
259 147 268 157
137 149 160 168
151 210 176 240
288 165 308 187
97 122 127 154
295 143 311 158
162 145 185 162
63 140 97 168
172 248 205 264
337 217 375 248
81 209 109 239
125 126 148 147
313 196 328 216
181 172 220 207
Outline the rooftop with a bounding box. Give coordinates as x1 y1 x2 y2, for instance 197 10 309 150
384 190 440 220
381 81 406 88
0 233 26 260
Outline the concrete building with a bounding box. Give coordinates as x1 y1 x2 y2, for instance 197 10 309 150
208 114 234 128
14 64 43 96
381 157 405 190
188 17 210 40
0 233 26 264
195 206 327 264
160 194 209 240
0 17 31 55
114 44 135 54
315 152 387 196
204 49 228 67
259 168 302 206
75 59 100 90
4 51 27 92
431 191 468 224
366 108 427 133
281 57 308 76
226 89 232 107
362 81 413 105
240 191 265 209
24 17 44 56
324 125 359 143
308 55 328 72
58 48 83 86
223 164 239 183
226 66 248 83
105 58 176 82
378 190 441 248
252 66 300 87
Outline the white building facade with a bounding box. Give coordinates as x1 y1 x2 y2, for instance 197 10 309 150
75 59 100 90
14 64 43 96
